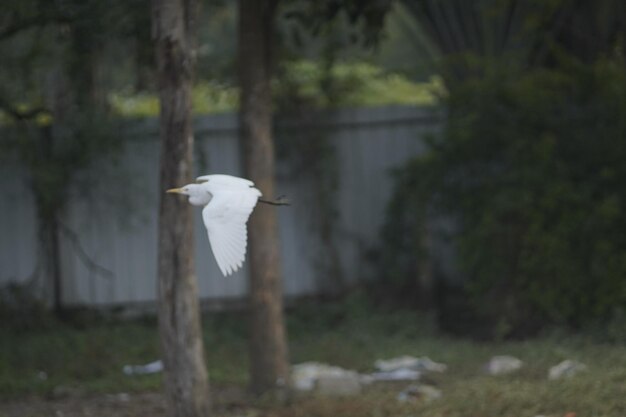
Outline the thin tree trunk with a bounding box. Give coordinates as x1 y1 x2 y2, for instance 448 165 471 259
38 117 65 317
238 0 290 396
153 0 211 416
50 215 63 316
416 225 435 310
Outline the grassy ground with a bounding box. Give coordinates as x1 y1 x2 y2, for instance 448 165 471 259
1 298 625 417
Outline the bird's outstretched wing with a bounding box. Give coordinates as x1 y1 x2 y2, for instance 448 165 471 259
196 174 255 188
202 185 261 276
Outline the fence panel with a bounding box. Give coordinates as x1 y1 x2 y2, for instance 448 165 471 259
0 106 440 308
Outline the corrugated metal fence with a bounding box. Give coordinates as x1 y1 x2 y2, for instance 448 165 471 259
0 105 440 308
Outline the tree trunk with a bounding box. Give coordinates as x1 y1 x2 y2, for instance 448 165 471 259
49 215 63 316
153 0 211 416
416 225 435 310
39 121 65 317
238 0 290 396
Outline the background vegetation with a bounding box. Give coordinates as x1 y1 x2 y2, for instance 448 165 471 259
379 0 626 339
1 0 625 414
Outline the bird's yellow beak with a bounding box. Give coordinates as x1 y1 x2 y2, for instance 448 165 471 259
166 187 184 194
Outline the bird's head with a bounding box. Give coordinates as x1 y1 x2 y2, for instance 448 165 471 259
166 183 211 206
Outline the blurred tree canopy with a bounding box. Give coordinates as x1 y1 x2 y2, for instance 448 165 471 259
400 0 626 86
0 0 445 122
382 0 626 337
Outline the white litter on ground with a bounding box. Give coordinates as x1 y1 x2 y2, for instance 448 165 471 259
485 355 523 375
291 362 361 392
370 368 421 381
122 360 163 376
374 355 447 373
548 360 587 380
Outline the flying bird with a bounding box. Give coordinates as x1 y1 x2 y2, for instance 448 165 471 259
166 174 285 277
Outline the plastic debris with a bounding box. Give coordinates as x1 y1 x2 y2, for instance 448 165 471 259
117 392 131 402
370 368 421 381
107 393 131 402
485 355 523 375
397 384 442 403
292 357 447 396
548 360 587 380
374 355 447 373
291 362 361 392
122 360 163 375
316 373 362 396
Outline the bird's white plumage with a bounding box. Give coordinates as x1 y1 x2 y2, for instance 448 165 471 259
199 176 262 276
167 174 263 276
196 174 255 188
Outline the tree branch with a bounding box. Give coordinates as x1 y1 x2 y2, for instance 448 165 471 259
58 222 115 280
0 12 71 41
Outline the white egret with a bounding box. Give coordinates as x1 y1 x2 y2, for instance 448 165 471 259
166 174 285 277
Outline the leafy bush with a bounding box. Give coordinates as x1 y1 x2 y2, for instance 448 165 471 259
383 58 626 335
275 60 443 110
109 81 239 117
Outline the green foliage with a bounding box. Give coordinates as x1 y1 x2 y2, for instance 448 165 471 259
108 62 442 118
0 316 162 399
0 284 52 332
383 57 626 333
275 60 443 110
378 165 429 302
282 0 392 48
109 82 240 117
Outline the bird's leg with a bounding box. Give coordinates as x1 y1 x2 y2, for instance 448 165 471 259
259 195 290 206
